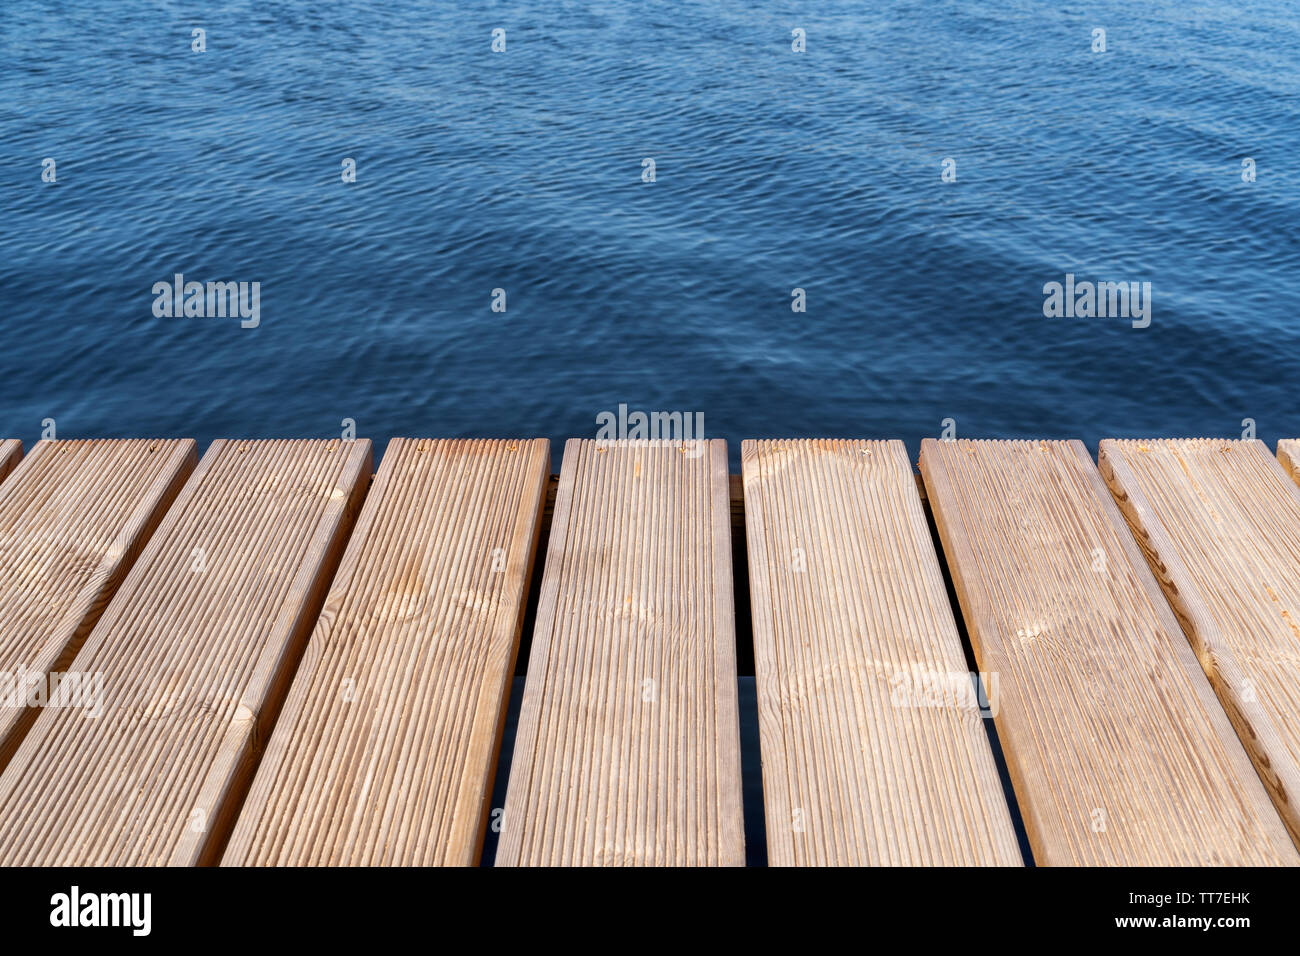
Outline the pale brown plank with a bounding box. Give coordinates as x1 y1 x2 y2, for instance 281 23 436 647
744 439 1021 865
1277 439 1300 482
222 438 549 866
0 439 195 773
1100 438 1300 848
0 441 20 485
497 439 744 866
0 438 371 865
919 438 1297 865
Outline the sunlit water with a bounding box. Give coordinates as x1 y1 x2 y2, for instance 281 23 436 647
3 1 1298 469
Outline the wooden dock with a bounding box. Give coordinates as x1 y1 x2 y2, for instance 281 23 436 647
921 439 1294 865
0 440 370 865
224 439 548 866
498 439 743 866
0 434 1297 866
1099 439 1300 848
0 440 194 774
744 439 1019 865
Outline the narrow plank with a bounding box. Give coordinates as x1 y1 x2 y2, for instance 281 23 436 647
0 439 196 773
1277 439 1300 482
0 438 371 865
743 439 1021 865
919 438 1297 865
0 441 20 484
497 439 744 866
222 438 550 866
1100 438 1300 848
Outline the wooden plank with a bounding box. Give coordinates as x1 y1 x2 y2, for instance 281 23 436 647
1277 439 1300 482
0 441 20 485
222 438 549 866
497 439 743 866
0 439 196 773
743 439 1021 865
919 438 1297 865
1100 438 1300 848
0 438 371 865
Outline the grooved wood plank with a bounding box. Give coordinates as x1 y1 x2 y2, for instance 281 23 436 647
222 438 550 866
497 439 743 866
0 438 371 866
0 441 20 484
1277 439 1300 482
919 438 1297 866
743 439 1021 865
1100 438 1300 849
0 439 196 773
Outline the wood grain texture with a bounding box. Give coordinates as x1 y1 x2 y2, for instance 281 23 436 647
223 438 549 866
743 439 1021 865
0 441 20 485
1100 438 1300 849
497 439 744 866
919 438 1297 865
1277 439 1300 482
0 439 371 866
0 439 196 773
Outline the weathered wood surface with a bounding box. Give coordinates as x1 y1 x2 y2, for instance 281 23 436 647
1277 439 1300 483
0 439 370 865
497 439 744 866
0 439 195 772
0 441 20 485
920 438 1297 865
1100 438 1300 849
223 439 549 866
743 439 1021 865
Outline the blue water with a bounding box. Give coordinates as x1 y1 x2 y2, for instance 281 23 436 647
3 1 1299 469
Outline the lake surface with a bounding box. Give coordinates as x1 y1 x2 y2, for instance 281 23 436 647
3 0 1298 469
